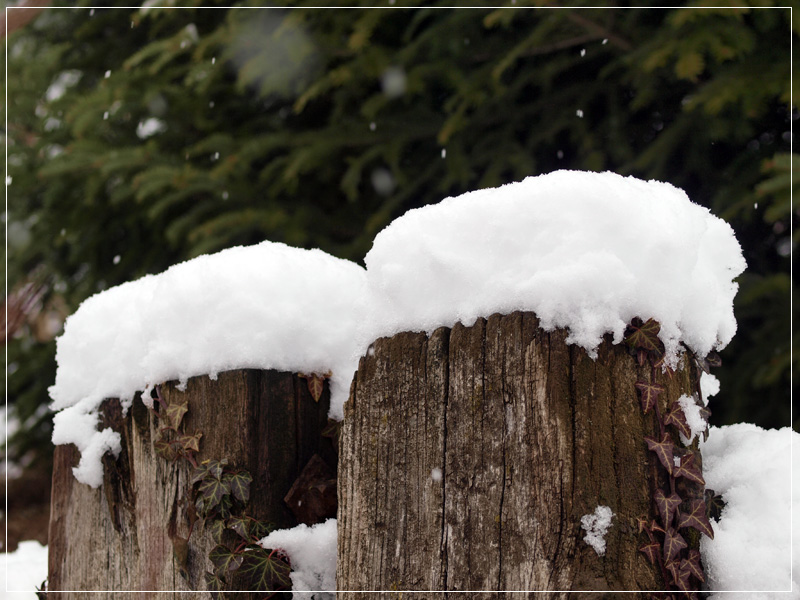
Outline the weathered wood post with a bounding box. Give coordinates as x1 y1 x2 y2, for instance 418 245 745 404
336 169 743 597
337 311 699 597
45 239 365 598
48 369 336 599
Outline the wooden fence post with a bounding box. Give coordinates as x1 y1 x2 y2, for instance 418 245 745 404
48 368 336 599
337 311 700 597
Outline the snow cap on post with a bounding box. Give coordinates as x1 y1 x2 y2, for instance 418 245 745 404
363 170 746 366
49 241 366 487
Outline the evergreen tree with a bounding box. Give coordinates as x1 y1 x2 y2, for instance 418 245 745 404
3 2 795 470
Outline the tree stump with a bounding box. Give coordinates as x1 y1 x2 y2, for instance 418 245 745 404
338 311 698 598
47 368 336 599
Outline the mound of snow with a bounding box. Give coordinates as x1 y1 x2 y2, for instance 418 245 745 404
362 170 745 364
700 423 797 597
1 540 48 597
49 241 366 487
259 518 337 599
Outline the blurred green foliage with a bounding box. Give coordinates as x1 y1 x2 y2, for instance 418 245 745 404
3 2 796 469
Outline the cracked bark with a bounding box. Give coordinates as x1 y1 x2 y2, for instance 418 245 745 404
47 368 334 598
337 311 697 598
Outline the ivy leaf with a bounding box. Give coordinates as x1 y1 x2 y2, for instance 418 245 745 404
321 419 341 446
218 494 234 520
674 451 705 486
204 571 225 600
634 380 665 414
192 459 227 486
704 488 726 522
207 518 226 545
635 516 649 534
164 400 189 431
224 470 253 505
700 407 711 441
666 558 692 591
177 431 202 454
636 348 648 366
198 474 232 512
683 549 705 582
654 489 682 527
676 498 714 539
664 402 692 439
191 462 211 486
236 547 292 592
663 527 688 563
652 353 675 377
624 317 664 354
650 519 666 535
704 351 722 369
154 438 178 462
249 519 273 540
645 433 675 475
639 541 661 565
227 516 250 540
209 544 244 577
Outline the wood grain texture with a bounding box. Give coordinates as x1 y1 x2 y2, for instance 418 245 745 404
47 368 334 598
338 311 698 599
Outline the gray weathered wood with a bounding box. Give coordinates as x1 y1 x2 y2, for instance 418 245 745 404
48 368 334 598
338 311 698 598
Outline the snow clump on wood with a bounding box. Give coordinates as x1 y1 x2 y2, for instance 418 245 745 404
581 505 614 556
362 170 745 367
48 241 366 487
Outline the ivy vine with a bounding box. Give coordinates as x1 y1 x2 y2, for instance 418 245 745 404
149 385 292 598
626 318 724 598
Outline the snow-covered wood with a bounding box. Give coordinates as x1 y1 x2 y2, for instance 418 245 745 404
48 368 335 598
338 311 699 594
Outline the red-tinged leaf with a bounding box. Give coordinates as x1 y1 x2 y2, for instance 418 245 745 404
625 317 664 353
637 348 648 366
666 559 680 584
674 563 693 592
664 404 692 439
224 470 252 504
635 380 665 414
677 498 714 539
674 451 705 486
209 544 244 577
636 516 649 534
652 353 675 377
645 433 675 475
639 541 661 565
663 527 687 563
650 519 665 535
705 489 725 522
684 549 705 582
177 432 202 454
654 489 682 527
